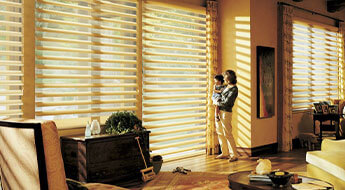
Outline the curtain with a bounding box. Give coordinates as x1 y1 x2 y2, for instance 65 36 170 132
206 0 219 155
278 5 294 152
339 23 345 99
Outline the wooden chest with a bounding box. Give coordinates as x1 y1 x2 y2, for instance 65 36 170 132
60 132 150 185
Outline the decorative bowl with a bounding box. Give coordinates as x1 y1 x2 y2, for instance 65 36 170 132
268 171 293 187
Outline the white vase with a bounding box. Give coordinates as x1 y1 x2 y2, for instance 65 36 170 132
91 120 100 135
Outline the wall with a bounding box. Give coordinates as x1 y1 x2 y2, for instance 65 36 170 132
218 0 252 148
219 0 345 148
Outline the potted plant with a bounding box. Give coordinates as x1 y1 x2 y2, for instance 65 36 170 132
103 111 146 135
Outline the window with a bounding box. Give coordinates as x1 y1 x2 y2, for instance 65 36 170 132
142 1 207 161
0 0 23 119
292 19 343 111
35 0 139 123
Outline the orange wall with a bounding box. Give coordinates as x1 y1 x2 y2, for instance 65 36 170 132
219 0 252 148
219 0 345 148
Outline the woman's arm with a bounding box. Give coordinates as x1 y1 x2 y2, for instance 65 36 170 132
216 87 238 108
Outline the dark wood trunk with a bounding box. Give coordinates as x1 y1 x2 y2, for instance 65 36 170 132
60 131 150 185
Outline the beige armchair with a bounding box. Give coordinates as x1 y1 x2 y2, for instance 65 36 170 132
0 119 127 190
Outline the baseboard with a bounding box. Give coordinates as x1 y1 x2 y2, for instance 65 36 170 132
237 143 278 157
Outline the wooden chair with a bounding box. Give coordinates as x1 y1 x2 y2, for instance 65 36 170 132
0 119 128 190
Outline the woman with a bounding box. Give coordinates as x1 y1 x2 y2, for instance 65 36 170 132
215 70 239 162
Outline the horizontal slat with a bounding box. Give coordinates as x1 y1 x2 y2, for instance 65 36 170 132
143 13 205 28
143 112 205 122
144 36 205 47
144 74 205 78
293 93 337 98
143 29 206 41
0 110 22 116
144 7 205 22
144 44 206 53
97 0 137 10
145 51 205 59
36 37 136 49
38 0 91 11
144 21 205 34
0 51 22 56
36 46 136 56
150 138 205 151
144 80 206 85
35 106 137 116
36 99 137 107
36 27 137 41
0 100 22 106
145 119 205 129
0 71 23 76
0 61 22 66
150 125 205 136
36 83 137 88
143 87 205 93
0 90 22 96
143 100 206 107
0 20 21 27
36 55 137 64
36 65 137 72
144 59 206 65
0 10 22 17
150 131 205 143
143 94 206 100
0 30 22 37
156 144 206 157
36 74 136 80
0 1 22 7
144 66 206 72
36 91 137 97
96 8 137 18
293 88 337 92
163 150 205 163
36 8 91 20
0 40 22 46
0 81 23 86
143 106 205 114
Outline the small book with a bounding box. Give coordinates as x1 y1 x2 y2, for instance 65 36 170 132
248 173 271 182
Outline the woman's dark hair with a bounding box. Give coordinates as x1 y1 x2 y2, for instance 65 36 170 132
214 74 224 84
225 70 237 85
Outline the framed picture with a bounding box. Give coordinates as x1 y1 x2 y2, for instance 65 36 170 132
313 103 323 113
257 46 275 118
329 105 338 114
322 105 329 115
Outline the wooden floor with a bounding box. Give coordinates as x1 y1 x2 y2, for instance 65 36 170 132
160 148 308 174
125 148 309 189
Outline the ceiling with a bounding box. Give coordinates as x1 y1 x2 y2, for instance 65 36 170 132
327 0 345 13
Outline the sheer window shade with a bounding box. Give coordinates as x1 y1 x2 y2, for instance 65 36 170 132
0 0 23 119
35 0 138 120
292 20 342 111
142 1 207 162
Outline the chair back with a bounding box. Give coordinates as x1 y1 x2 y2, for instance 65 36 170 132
0 120 67 190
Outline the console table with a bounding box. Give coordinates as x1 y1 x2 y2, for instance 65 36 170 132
312 113 340 140
60 132 150 185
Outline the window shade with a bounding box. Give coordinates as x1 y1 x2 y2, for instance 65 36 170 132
292 20 341 111
0 0 23 119
142 1 207 162
35 0 139 120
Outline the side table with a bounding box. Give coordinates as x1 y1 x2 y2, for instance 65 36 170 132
228 171 333 190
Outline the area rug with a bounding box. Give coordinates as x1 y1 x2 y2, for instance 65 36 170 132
142 172 229 190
